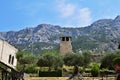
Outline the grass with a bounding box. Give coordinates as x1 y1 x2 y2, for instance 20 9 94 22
25 77 115 80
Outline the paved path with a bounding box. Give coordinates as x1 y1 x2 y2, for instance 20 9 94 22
25 77 68 80
25 77 115 80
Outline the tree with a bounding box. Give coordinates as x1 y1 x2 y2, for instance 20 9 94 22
44 54 55 71
112 57 120 74
53 55 64 70
37 56 47 67
100 52 120 70
43 49 64 69
112 57 120 66
100 53 116 70
82 51 91 67
16 51 37 71
16 51 37 65
63 53 84 66
19 53 37 65
91 63 100 77
16 50 24 62
37 50 63 71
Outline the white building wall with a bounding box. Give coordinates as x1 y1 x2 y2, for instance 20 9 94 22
0 40 3 59
0 40 18 69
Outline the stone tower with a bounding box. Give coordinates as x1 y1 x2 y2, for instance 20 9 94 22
60 36 72 55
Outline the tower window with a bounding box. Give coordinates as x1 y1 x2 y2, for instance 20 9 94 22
8 55 11 64
11 56 14 65
66 37 69 41
118 44 120 49
62 37 65 41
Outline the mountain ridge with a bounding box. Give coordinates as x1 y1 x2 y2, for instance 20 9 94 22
0 16 120 54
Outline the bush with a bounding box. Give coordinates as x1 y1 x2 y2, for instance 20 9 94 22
100 53 117 70
79 67 84 74
100 51 120 70
112 57 120 66
24 65 38 73
39 70 62 77
91 63 100 77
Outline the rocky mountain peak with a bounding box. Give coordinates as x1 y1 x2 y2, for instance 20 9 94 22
90 15 120 29
37 24 61 29
90 19 113 28
34 24 61 32
34 24 52 31
110 15 120 28
114 15 120 21
38 24 54 28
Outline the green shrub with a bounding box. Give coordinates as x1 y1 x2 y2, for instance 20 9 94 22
79 67 84 74
112 57 120 66
24 65 38 73
39 70 62 77
16 64 24 70
91 63 100 77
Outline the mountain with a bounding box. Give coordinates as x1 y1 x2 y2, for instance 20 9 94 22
1 16 120 54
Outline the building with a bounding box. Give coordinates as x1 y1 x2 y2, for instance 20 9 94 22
60 36 72 55
0 39 18 69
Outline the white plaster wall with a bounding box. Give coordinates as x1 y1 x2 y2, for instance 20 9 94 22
0 40 3 59
0 40 18 69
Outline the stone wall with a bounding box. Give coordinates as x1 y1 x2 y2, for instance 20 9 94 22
60 37 72 55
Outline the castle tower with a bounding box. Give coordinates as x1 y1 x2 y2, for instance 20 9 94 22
60 36 72 55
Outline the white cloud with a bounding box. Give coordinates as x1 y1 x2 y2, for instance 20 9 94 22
76 8 92 27
57 0 76 18
56 0 92 27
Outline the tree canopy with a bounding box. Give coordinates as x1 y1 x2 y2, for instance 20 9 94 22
112 57 120 66
37 50 63 71
63 53 84 66
100 51 120 70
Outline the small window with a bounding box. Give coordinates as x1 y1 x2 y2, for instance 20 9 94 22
11 56 14 65
62 37 65 41
66 37 69 41
8 55 11 64
118 44 120 49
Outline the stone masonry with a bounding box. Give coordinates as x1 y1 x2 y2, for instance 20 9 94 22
60 36 72 55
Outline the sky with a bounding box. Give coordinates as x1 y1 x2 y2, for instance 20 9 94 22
0 0 120 32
